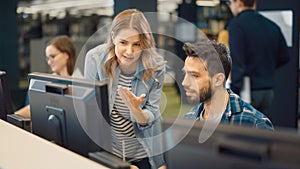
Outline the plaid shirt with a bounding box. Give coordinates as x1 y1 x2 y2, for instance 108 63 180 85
185 89 274 131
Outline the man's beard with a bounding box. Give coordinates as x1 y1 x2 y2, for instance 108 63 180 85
186 82 212 104
199 84 212 103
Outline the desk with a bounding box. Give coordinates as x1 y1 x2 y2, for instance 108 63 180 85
0 119 108 169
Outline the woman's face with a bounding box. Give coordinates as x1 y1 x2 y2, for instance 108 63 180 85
114 28 142 70
45 45 69 75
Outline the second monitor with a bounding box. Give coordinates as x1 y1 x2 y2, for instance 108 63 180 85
28 72 112 157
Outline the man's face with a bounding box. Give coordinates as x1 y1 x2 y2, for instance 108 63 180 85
182 56 212 104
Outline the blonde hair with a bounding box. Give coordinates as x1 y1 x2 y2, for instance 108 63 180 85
104 9 164 86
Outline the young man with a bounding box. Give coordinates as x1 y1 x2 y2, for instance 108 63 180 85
227 0 289 116
182 40 274 131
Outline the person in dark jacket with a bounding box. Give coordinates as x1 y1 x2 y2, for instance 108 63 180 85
227 0 289 116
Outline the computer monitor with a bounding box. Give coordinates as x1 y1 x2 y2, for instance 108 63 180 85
28 72 112 157
0 71 14 121
163 118 300 169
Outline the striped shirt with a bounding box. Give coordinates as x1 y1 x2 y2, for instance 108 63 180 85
110 72 147 161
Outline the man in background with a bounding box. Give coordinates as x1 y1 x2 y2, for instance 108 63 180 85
227 0 289 116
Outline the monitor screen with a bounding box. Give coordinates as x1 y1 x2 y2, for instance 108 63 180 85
28 72 112 157
0 71 14 121
163 118 300 169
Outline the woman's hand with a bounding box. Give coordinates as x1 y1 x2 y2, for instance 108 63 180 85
118 86 145 112
118 86 149 125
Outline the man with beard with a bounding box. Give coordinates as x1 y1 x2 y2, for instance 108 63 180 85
182 40 273 131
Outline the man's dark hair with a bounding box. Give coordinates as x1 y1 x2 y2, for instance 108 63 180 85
240 0 256 7
183 40 232 84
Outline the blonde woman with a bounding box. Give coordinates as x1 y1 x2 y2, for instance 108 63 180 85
84 9 165 169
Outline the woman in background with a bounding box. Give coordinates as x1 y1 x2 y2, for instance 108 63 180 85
15 35 82 118
45 35 82 77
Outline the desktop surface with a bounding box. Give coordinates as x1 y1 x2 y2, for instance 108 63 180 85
0 119 108 169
